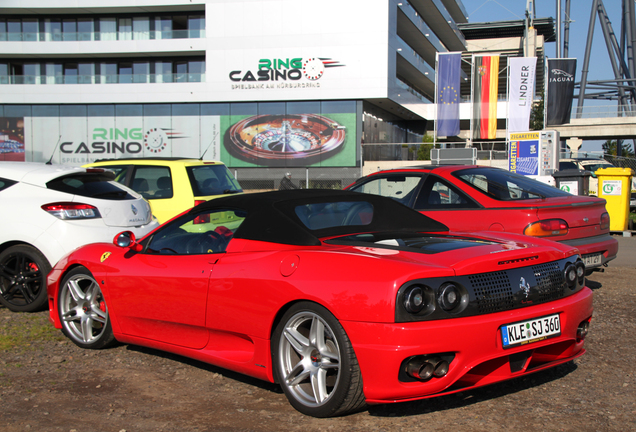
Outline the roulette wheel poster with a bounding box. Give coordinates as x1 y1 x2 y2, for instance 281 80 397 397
222 113 356 167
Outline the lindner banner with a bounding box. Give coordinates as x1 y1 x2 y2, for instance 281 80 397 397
472 55 500 139
436 52 462 137
546 58 577 126
508 57 537 132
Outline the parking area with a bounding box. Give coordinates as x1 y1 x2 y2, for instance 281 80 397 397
1 240 634 431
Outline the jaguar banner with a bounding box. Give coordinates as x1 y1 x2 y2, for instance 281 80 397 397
546 58 577 126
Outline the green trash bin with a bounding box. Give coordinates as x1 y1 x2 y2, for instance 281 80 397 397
596 167 634 231
553 169 592 196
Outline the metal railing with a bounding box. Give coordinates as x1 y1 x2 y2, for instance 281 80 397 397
0 29 205 42
362 142 508 162
573 104 636 118
0 73 205 85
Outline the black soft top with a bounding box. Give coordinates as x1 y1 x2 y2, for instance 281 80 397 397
190 189 449 246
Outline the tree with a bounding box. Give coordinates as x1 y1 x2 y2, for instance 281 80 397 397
417 134 436 160
529 96 544 131
602 140 635 157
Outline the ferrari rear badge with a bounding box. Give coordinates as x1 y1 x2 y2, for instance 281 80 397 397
520 277 531 298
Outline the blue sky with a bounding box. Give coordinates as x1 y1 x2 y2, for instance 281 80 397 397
462 0 624 152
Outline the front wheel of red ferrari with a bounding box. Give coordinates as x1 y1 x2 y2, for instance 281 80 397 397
272 302 366 417
58 267 116 350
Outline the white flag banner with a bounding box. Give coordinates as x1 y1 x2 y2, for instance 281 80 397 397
508 57 537 132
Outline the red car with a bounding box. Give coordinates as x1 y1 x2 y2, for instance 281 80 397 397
47 190 592 417
346 165 618 272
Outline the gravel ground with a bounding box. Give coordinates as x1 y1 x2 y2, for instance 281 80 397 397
1 264 635 431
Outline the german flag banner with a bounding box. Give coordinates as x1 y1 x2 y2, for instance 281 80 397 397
472 55 500 139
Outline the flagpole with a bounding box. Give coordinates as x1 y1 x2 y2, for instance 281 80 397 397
505 56 510 155
543 56 548 130
470 53 475 145
434 51 439 149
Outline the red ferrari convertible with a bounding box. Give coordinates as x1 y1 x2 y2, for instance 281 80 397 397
346 165 618 272
47 190 592 417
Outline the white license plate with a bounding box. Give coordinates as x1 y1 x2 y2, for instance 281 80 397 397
501 314 561 349
583 254 602 266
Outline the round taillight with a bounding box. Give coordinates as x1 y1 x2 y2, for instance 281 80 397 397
404 286 425 314
564 264 577 288
438 283 461 312
575 261 586 285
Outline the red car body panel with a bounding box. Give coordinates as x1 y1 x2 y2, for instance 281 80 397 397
46 190 593 410
345 165 618 269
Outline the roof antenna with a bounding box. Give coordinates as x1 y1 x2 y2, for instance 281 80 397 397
199 131 219 160
45 135 62 165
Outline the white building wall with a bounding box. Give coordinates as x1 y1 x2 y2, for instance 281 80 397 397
2 0 391 104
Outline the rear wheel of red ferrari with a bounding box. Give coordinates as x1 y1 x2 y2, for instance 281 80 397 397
58 267 116 350
272 302 366 417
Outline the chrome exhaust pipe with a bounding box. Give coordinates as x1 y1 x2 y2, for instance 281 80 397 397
427 357 450 377
406 358 434 381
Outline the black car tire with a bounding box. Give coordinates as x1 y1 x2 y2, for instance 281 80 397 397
58 267 116 350
272 301 366 417
0 245 51 312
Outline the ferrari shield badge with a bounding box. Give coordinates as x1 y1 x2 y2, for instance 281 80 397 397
100 252 111 263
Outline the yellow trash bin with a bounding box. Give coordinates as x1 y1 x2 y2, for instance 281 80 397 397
596 167 634 231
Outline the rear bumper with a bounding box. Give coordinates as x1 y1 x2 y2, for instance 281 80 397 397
559 233 618 269
341 287 593 404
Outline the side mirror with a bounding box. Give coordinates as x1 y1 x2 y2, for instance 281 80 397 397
113 231 143 251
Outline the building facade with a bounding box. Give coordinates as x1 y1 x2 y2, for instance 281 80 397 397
0 0 468 188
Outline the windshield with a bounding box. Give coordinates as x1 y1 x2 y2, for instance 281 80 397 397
581 162 613 172
454 167 571 201
187 164 243 196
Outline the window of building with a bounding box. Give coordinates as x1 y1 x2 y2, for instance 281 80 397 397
78 63 95 84
155 17 172 39
188 60 205 82
45 63 63 84
44 19 62 41
7 19 21 41
64 63 78 84
154 61 172 83
172 15 188 39
22 19 38 42
9 64 24 83
118 18 132 41
188 15 204 38
63 19 77 41
100 62 117 83
118 62 133 84
0 63 9 84
174 62 188 83
133 17 150 40
133 62 149 83
23 63 39 84
78 19 94 41
99 18 117 41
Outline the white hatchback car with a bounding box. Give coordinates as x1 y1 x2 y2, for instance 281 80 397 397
0 162 159 312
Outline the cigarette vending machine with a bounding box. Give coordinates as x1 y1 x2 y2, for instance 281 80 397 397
508 130 559 176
